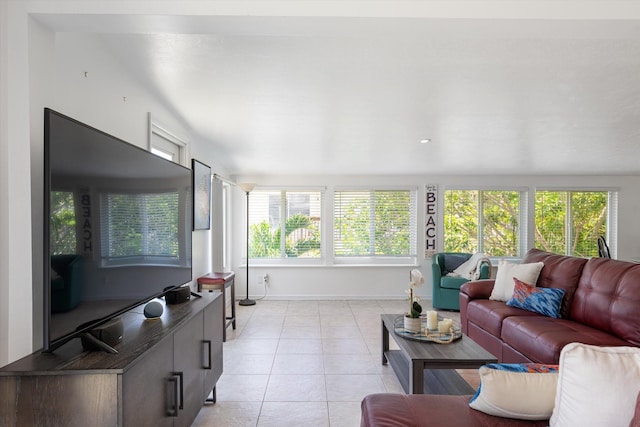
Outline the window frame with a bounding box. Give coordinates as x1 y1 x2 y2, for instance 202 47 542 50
148 113 189 167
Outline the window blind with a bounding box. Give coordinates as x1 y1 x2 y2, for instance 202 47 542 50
333 189 417 258
101 192 180 261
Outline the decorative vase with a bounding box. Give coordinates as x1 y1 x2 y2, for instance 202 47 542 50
404 316 422 333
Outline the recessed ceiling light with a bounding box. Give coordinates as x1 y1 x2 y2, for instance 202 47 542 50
420 139 431 144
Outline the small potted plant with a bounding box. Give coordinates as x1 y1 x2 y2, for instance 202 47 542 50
404 269 424 333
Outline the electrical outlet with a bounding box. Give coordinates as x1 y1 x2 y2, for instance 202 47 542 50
263 274 269 285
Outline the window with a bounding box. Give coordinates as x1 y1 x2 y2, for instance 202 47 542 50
248 190 322 260
535 190 616 257
100 191 181 266
333 189 417 262
148 114 189 166
222 182 231 271
444 189 524 257
50 191 77 255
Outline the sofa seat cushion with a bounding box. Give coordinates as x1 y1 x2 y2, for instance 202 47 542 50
467 300 541 337
361 393 549 427
501 316 631 364
441 275 471 290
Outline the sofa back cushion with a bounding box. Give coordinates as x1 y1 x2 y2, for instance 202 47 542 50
570 258 640 346
522 249 588 318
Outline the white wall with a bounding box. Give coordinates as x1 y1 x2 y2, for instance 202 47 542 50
0 12 227 364
4 0 640 366
29 15 56 352
0 0 34 367
232 174 640 302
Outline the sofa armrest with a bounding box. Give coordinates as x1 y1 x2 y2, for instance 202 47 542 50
361 393 549 427
460 279 495 335
461 279 495 300
431 259 443 283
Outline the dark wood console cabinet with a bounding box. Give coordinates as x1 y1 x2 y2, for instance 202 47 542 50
0 292 223 427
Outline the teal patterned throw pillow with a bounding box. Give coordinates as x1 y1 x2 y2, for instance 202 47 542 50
506 278 565 318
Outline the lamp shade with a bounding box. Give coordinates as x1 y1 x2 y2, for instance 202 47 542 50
239 182 256 193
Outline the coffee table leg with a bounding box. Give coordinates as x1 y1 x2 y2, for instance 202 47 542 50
409 361 424 394
381 320 389 365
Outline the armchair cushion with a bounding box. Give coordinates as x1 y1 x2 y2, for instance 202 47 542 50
50 254 83 313
443 254 471 274
441 276 472 290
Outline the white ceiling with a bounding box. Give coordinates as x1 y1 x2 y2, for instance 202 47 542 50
35 11 640 176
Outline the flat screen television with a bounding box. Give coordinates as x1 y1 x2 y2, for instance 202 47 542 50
43 108 193 352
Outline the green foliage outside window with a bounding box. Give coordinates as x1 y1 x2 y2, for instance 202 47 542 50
534 191 607 257
50 191 76 255
248 190 322 259
444 190 520 257
445 189 610 258
249 213 321 258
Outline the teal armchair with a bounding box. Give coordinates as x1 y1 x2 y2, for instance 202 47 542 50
51 254 83 313
431 252 490 311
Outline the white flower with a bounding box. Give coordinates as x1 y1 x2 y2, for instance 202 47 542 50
409 269 424 289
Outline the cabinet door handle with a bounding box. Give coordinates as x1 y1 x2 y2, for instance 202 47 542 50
172 371 184 410
167 376 178 417
203 340 212 369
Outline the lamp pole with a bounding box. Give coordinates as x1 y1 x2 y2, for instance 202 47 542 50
239 183 256 306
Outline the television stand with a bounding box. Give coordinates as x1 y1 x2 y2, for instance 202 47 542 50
0 292 224 426
80 332 118 354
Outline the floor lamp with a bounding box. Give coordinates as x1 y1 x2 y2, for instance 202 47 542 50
238 183 256 306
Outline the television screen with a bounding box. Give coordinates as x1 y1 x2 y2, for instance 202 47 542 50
44 108 192 352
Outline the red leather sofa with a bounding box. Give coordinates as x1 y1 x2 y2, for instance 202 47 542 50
361 391 640 427
360 249 640 426
460 248 640 364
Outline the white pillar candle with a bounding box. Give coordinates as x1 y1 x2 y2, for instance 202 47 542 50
437 320 448 333
426 311 438 330
438 318 453 333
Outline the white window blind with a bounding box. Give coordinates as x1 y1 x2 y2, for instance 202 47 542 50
100 192 180 265
333 189 417 259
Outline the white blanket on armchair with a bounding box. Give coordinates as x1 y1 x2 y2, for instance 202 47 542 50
447 253 491 280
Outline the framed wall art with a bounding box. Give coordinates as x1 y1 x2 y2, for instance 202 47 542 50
192 159 212 230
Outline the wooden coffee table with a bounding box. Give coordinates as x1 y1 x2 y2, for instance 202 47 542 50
381 314 497 395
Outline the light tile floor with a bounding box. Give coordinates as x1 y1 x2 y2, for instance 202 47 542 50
192 299 479 427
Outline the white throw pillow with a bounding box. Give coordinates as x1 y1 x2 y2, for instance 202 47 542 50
490 260 544 302
469 363 559 420
550 343 640 427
